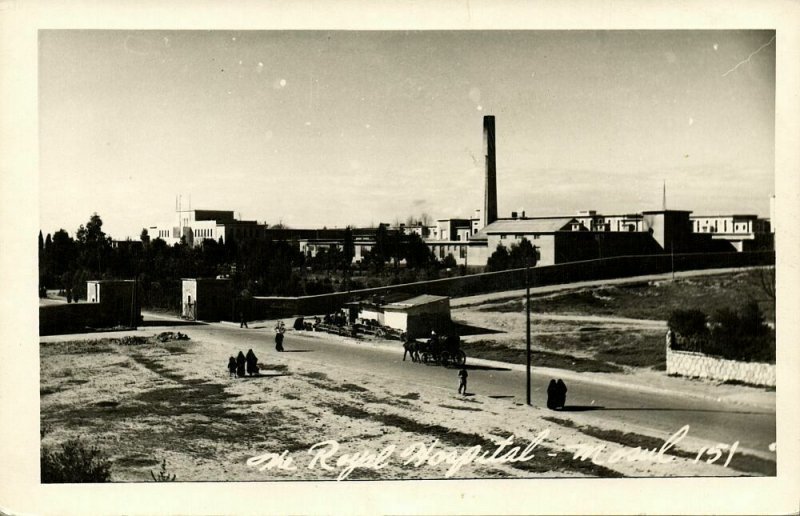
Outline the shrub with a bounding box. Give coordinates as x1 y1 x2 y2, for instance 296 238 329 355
670 302 775 363
667 309 708 337
150 459 177 482
41 439 112 483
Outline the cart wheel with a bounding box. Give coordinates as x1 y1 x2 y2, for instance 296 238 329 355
456 351 466 366
376 328 386 339
422 352 432 365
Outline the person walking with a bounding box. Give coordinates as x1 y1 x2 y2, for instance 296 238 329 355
555 379 568 409
546 379 558 410
275 331 285 352
240 311 248 329
236 351 246 378
245 349 259 376
457 368 468 395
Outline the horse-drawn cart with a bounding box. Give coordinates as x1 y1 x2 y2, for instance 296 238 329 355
403 334 466 367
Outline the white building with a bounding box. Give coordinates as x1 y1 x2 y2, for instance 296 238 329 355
149 209 263 247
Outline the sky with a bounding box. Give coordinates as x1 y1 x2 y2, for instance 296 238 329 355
39 30 776 240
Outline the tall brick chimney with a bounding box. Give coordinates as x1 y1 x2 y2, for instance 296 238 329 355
483 115 498 228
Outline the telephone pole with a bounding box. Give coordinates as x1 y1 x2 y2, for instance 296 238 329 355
526 261 532 405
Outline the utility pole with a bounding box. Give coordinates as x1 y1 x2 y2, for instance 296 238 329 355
671 241 675 281
526 260 532 406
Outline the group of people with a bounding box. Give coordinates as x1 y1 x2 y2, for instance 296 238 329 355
228 349 259 378
546 379 568 410
227 321 289 377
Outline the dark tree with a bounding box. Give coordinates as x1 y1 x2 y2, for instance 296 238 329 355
405 233 435 269
486 244 510 272
509 238 538 269
76 213 111 275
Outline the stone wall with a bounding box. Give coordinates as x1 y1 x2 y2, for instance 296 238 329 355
666 347 776 387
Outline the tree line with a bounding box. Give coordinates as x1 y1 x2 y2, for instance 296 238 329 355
38 214 465 310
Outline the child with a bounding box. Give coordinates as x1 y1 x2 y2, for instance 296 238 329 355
458 368 468 395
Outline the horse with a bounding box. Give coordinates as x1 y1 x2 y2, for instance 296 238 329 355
402 339 420 362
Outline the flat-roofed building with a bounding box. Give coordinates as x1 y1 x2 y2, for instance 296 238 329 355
690 214 773 251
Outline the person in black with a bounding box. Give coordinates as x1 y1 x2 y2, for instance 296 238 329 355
240 311 248 329
458 368 468 395
245 349 259 376
227 357 237 378
546 379 558 410
275 331 284 352
236 351 246 377
555 379 568 409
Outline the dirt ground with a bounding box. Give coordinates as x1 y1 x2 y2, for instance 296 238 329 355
40 328 759 482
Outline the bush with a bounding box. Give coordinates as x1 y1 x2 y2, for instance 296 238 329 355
151 459 177 482
41 439 112 483
670 302 775 363
667 309 708 337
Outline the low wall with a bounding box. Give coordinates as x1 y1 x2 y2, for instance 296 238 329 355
666 347 776 386
248 251 774 319
40 289 141 336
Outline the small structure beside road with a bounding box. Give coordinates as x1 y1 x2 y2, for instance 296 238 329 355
349 294 452 340
40 280 141 336
181 278 234 321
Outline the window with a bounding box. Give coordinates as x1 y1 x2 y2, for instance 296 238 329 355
460 246 467 258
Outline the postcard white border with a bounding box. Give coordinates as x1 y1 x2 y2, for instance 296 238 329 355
1 1 798 514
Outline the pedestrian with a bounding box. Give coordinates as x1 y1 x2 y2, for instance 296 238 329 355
457 368 468 395
275 331 284 352
546 379 558 410
245 348 259 376
66 289 72 303
240 311 248 329
555 379 568 409
236 351 246 377
227 357 237 378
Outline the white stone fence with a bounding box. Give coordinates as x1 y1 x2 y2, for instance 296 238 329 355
666 346 776 387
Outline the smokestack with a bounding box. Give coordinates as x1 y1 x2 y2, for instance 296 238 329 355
483 115 498 227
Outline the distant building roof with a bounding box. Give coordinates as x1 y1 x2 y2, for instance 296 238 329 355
384 294 449 308
473 217 581 239
690 214 759 219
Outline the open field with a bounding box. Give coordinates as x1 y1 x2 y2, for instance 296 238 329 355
454 268 775 372
40 330 765 482
476 268 775 322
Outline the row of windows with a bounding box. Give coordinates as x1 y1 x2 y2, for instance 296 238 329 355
500 234 540 240
196 228 214 238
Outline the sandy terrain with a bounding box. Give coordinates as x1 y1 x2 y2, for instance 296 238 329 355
40 324 763 482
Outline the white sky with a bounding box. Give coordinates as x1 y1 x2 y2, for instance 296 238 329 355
39 30 775 239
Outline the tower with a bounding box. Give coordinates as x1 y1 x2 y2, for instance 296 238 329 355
483 115 498 228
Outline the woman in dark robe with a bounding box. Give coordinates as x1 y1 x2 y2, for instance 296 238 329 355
546 379 558 410
236 351 246 378
556 379 568 409
245 348 259 376
227 356 237 378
